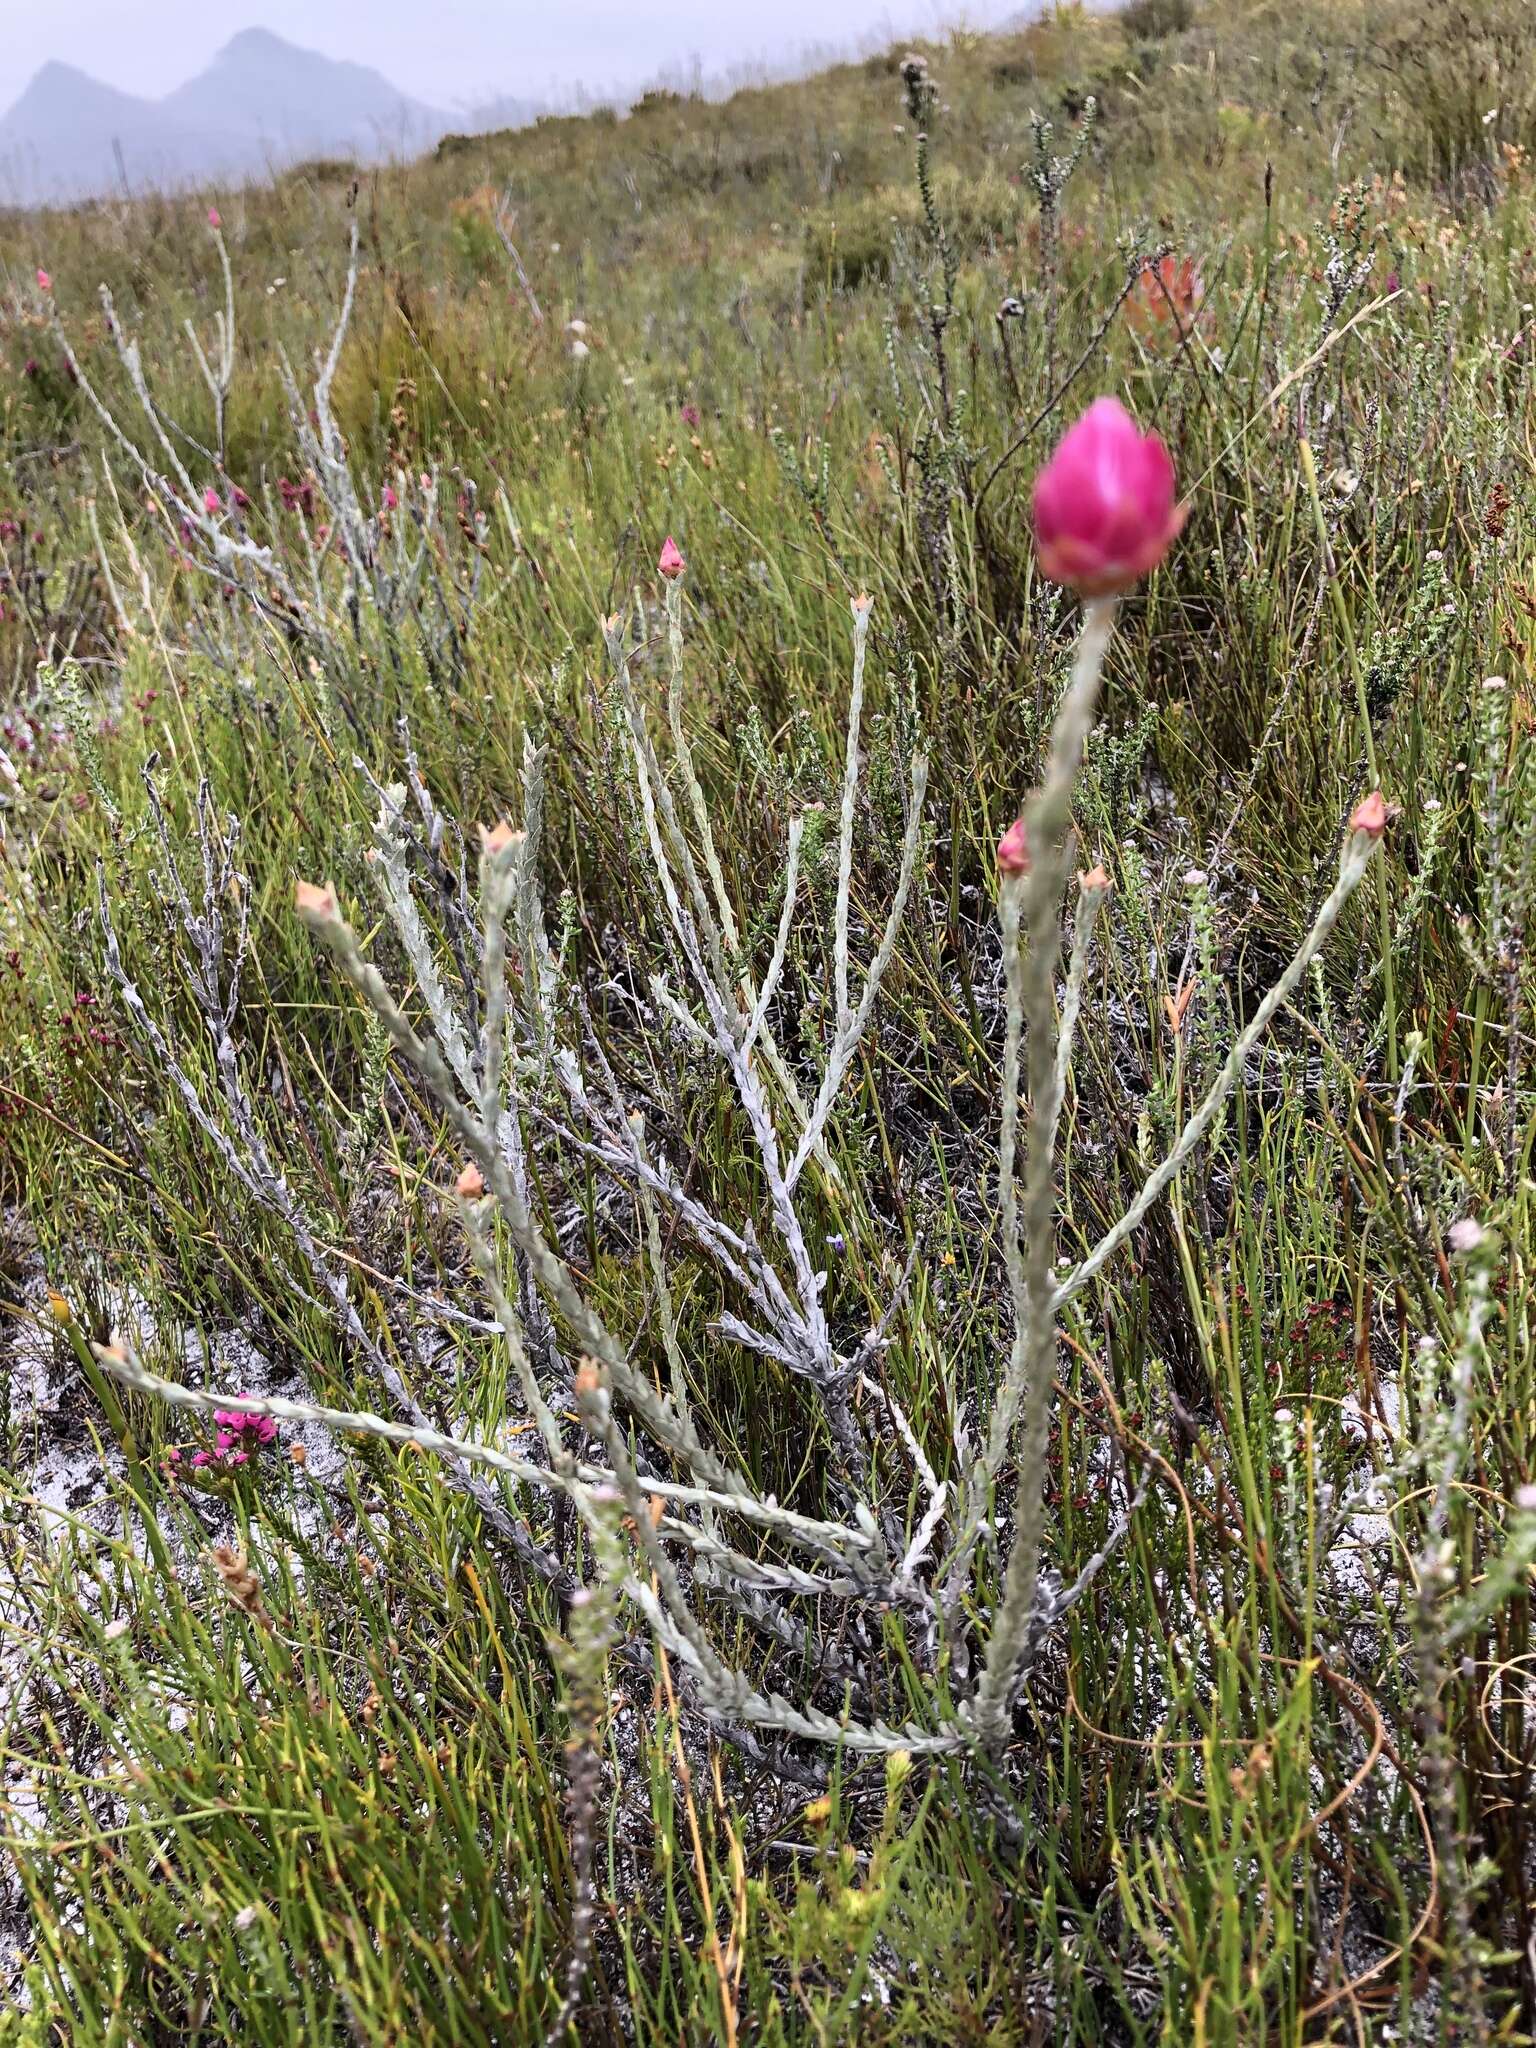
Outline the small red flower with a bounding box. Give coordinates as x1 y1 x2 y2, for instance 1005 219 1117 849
1127 254 1203 343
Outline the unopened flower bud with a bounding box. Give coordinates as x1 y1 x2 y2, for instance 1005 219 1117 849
294 879 341 925
997 817 1031 876
658 535 685 580
1078 863 1111 894
455 1163 486 1199
1349 789 1388 838
1032 397 1186 595
479 820 521 858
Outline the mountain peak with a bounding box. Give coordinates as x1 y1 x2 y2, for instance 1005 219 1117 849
1 27 450 206
221 26 292 52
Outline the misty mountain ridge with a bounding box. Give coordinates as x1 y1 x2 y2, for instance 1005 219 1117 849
0 30 464 208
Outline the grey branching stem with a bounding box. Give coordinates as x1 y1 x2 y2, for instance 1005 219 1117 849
97 578 1383 1766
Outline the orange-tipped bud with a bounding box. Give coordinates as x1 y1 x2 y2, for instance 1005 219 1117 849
294 879 341 924
455 1163 486 1199
1078 863 1111 894
479 820 521 858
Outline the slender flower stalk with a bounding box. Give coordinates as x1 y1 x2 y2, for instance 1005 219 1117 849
968 596 1117 1747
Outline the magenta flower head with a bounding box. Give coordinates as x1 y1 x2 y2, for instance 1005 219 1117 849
214 1400 278 1448
208 206 222 229
203 487 221 515
1031 397 1185 596
382 484 399 511
35 268 51 292
658 534 685 581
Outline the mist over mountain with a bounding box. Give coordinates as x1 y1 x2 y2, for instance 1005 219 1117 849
0 30 453 207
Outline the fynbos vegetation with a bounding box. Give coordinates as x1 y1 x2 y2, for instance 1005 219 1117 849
5 2 1536 2041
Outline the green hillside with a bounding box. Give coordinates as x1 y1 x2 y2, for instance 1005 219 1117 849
4 2 1536 2040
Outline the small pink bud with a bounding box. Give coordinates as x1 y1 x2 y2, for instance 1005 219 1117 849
203 487 221 515
479 819 521 857
294 878 341 924
208 206 222 229
35 268 51 292
997 817 1031 876
1349 790 1388 838
658 535 685 580
1078 863 1111 894
456 1163 486 1198
1032 397 1186 596
382 484 399 510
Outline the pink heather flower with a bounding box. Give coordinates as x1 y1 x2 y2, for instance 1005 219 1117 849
190 1450 212 1468
35 269 51 292
658 534 685 580
214 1402 279 1447
208 206 222 229
382 484 399 510
203 487 222 515
997 817 1031 876
679 402 701 428
1032 397 1186 596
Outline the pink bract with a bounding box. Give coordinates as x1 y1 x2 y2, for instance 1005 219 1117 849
1032 397 1185 596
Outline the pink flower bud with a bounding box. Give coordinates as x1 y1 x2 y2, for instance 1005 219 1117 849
382 484 399 510
203 488 221 515
997 817 1031 876
35 268 51 292
294 879 341 925
658 535 685 580
1032 397 1186 596
1349 790 1388 838
208 206 222 229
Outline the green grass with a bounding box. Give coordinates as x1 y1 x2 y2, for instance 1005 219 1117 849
5 0 1536 2039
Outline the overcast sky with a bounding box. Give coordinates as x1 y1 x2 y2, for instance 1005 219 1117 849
5 2 1029 115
